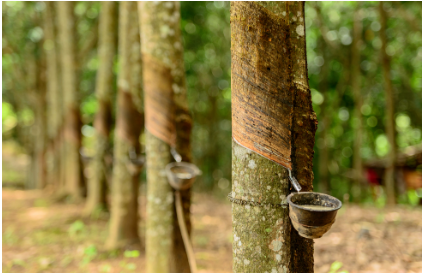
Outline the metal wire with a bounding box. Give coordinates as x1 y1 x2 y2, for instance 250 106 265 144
227 193 288 208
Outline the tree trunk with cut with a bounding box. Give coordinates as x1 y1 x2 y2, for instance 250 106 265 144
379 2 396 205
57 1 85 201
231 2 317 272
140 1 193 272
106 1 144 249
84 1 117 216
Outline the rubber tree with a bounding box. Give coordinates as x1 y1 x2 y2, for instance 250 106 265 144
84 1 117 216
351 5 364 201
57 1 85 201
379 2 396 205
34 31 47 190
231 2 317 272
140 1 193 272
44 1 62 191
106 1 144 249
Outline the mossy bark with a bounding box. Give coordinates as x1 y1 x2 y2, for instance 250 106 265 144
140 1 192 272
57 1 85 201
379 2 396 206
231 2 316 272
85 1 117 216
106 1 143 249
232 141 291 272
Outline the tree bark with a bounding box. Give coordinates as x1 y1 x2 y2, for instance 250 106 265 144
351 5 364 202
231 2 316 272
44 1 61 191
379 2 396 205
84 1 117 216
57 1 85 201
140 1 193 272
35 43 47 190
106 1 144 249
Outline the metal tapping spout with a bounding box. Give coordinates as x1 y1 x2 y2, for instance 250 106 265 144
288 168 302 192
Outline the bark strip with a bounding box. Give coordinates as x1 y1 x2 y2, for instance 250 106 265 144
144 55 176 147
232 2 293 169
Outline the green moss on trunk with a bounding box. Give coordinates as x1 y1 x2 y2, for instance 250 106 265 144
232 141 291 273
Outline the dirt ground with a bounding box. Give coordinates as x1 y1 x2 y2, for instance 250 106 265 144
2 187 422 273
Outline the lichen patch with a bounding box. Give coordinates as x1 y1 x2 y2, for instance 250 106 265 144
269 239 282 252
296 25 305 36
276 253 281 262
248 159 257 169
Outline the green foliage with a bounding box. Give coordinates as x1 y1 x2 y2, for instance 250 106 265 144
119 260 137 272
68 220 86 237
375 192 387 209
329 261 349 273
3 228 18 245
100 264 112 273
307 2 422 203
2 102 18 133
181 2 231 189
375 212 385 223
80 244 98 266
123 250 140 258
34 199 50 207
407 189 421 206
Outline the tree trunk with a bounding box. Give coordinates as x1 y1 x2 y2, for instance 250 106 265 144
140 1 193 272
106 1 144 249
317 46 330 195
84 1 117 216
44 1 61 191
379 2 396 206
57 1 85 201
54 1 66 195
170 3 193 271
231 2 317 272
351 5 364 202
35 44 47 190
24 43 38 190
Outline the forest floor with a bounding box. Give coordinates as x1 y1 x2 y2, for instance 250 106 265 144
2 142 422 273
2 188 422 273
